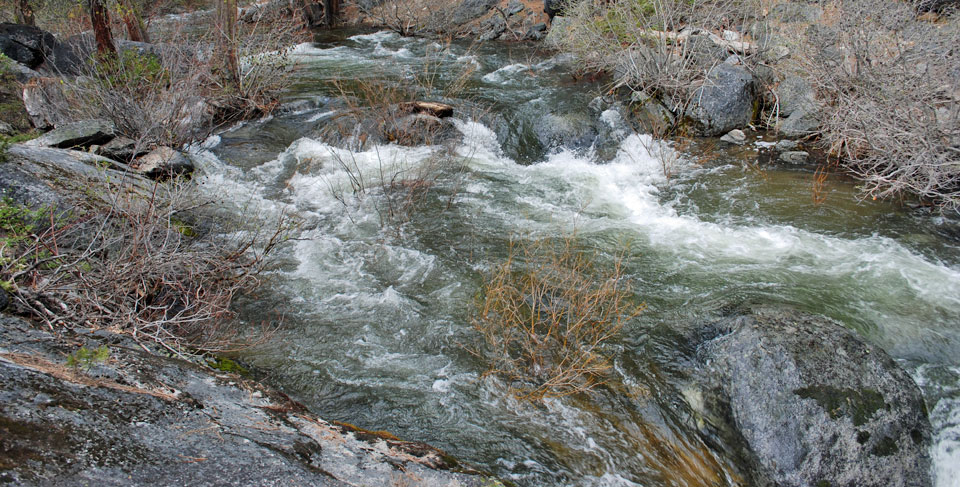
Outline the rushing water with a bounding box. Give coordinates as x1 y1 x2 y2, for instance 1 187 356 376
191 30 960 486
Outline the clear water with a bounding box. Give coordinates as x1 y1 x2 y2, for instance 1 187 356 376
191 30 960 487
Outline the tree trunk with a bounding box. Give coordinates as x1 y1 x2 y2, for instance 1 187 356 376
16 0 36 26
118 0 151 43
90 0 117 58
217 0 239 86
322 0 338 27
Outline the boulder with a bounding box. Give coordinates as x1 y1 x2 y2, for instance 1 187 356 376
535 112 598 151
779 108 819 137
686 63 757 136
720 129 747 145
40 33 164 76
0 23 58 69
776 76 816 118
544 0 567 20
478 15 507 41
691 307 932 487
24 119 117 149
524 22 548 41
98 136 147 163
133 146 195 180
779 150 809 164
1 144 146 210
22 78 70 129
775 139 799 151
452 0 498 25
4 60 41 83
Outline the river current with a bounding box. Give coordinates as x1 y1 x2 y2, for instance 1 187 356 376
190 30 960 486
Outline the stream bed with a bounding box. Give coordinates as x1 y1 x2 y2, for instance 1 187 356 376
191 30 960 486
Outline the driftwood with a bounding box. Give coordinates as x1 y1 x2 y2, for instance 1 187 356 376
398 101 454 118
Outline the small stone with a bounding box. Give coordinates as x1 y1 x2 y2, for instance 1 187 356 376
0 121 14 136
506 0 524 15
775 139 799 151
720 129 747 145
779 150 809 164
722 30 740 42
763 45 791 63
524 22 548 41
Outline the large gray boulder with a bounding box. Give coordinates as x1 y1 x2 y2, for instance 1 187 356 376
24 119 117 149
535 112 599 151
0 23 58 69
691 307 932 487
685 64 757 136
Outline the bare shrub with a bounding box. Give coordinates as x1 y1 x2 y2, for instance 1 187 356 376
47 12 306 154
316 51 478 230
470 235 645 400
794 0 960 209
356 0 464 36
0 175 293 354
553 0 766 118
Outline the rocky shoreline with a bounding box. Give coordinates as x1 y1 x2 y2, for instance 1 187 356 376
0 314 495 486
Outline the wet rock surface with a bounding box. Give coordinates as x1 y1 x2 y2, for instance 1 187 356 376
685 64 757 136
690 307 932 487
0 315 493 486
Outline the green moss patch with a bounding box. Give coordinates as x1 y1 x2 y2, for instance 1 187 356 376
794 385 886 426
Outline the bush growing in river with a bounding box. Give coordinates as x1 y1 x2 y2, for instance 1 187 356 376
471 235 644 400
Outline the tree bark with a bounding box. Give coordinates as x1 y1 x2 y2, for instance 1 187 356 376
90 0 117 58
16 0 35 26
217 0 239 86
118 0 151 43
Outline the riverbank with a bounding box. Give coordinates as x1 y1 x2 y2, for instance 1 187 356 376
0 314 494 486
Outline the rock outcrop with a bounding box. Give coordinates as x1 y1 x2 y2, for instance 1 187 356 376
688 307 932 487
0 316 496 486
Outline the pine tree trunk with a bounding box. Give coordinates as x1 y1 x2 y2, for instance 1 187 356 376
90 0 117 57
16 0 35 26
118 0 151 43
217 0 239 86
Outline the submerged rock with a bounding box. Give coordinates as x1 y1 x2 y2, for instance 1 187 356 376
690 307 932 487
685 64 757 136
535 112 599 151
779 150 809 165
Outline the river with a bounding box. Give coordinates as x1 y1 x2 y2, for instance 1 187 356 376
190 29 960 486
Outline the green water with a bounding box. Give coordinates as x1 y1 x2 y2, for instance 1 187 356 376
193 29 960 487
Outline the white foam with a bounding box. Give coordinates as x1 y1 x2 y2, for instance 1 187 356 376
482 63 530 84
